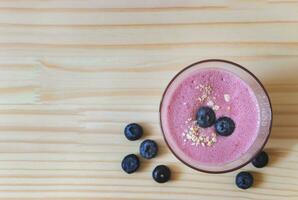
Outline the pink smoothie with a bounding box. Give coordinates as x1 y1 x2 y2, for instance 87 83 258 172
161 66 261 168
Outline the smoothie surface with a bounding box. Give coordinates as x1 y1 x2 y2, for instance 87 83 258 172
162 68 260 166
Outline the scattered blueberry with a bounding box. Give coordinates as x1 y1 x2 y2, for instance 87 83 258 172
152 165 171 183
196 106 216 128
235 171 254 189
215 117 235 136
252 151 269 168
124 123 143 141
139 139 158 159
121 154 140 174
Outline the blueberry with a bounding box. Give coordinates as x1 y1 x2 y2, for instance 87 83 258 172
235 171 254 189
124 123 143 141
215 117 235 136
196 106 216 128
252 151 269 168
152 165 171 183
139 139 158 159
121 154 140 174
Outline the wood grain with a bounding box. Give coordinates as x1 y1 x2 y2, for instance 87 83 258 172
0 0 297 199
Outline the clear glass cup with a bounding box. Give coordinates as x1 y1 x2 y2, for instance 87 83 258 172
159 59 272 173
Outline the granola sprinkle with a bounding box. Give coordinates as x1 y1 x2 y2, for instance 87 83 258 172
182 83 224 147
183 120 217 147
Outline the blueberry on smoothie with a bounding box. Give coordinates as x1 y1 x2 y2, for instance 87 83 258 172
196 106 216 128
215 117 235 136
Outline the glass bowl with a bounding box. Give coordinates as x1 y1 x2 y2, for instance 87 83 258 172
159 59 272 173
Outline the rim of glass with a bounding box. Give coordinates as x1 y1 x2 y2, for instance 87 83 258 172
159 59 273 173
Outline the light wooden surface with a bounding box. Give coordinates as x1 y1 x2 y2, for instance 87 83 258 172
0 0 297 199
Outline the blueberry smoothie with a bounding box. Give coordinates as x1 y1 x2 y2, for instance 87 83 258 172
160 60 272 173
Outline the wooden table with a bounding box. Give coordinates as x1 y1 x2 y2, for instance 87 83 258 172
0 0 297 199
